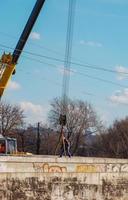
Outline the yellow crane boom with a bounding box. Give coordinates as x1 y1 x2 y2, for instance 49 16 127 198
0 53 15 97
0 0 46 98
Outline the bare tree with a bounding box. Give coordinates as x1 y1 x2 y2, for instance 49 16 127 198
0 101 24 136
23 124 58 155
49 98 103 155
89 117 128 158
106 117 128 158
40 125 58 155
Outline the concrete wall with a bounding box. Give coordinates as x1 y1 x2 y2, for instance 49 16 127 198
0 156 128 200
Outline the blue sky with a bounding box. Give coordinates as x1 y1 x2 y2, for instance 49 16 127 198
1 0 128 126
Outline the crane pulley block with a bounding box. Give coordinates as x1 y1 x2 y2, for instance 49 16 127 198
1 53 13 65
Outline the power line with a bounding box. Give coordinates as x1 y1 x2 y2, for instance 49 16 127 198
0 30 124 75
1 49 121 104
17 62 112 105
0 44 128 88
0 31 65 58
22 55 128 89
0 42 128 75
16 63 102 101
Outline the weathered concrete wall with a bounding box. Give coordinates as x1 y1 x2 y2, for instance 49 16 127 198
0 156 128 200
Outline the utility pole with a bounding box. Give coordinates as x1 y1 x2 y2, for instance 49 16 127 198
36 122 40 155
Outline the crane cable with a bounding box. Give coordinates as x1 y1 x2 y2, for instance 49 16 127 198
62 0 76 118
55 0 76 155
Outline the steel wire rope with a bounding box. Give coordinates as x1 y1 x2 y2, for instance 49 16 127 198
62 0 76 116
55 0 77 156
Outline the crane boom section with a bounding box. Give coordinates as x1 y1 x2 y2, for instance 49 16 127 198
12 0 46 64
0 64 14 97
0 0 46 98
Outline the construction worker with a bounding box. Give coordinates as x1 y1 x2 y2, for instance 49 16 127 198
59 136 71 157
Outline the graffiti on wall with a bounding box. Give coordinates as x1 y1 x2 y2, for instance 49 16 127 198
33 163 67 173
76 165 98 173
106 164 128 173
76 164 105 173
76 164 128 173
33 163 128 173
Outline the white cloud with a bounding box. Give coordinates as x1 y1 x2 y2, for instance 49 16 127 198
115 65 128 80
109 88 128 105
7 81 21 90
20 101 43 114
30 32 41 40
80 40 103 47
20 101 50 124
96 107 110 126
